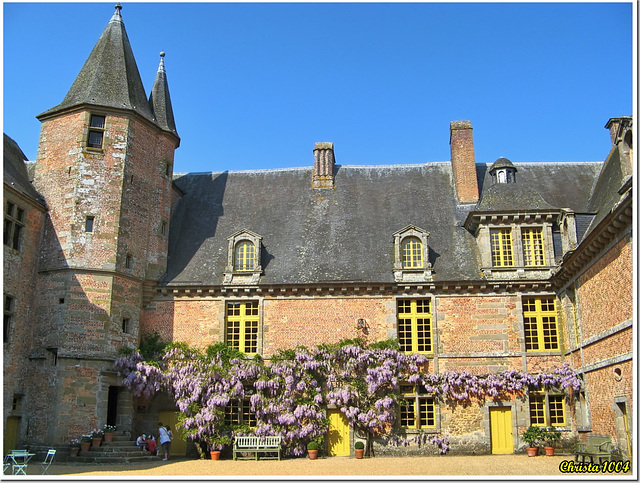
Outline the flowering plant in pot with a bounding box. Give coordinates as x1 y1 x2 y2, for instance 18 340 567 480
80 434 92 452
90 429 104 448
103 424 116 442
522 426 545 456
354 441 365 459
206 434 232 460
69 438 81 457
542 427 561 456
307 441 320 460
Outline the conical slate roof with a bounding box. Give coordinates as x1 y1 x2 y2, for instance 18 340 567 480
149 52 179 136
38 4 154 121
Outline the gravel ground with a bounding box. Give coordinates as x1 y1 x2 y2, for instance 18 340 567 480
18 454 631 479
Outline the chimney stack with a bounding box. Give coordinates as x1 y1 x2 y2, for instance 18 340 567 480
450 121 479 204
312 142 335 189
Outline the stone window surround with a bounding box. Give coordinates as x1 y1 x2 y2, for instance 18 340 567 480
85 112 107 151
528 390 568 428
224 230 263 284
393 225 432 283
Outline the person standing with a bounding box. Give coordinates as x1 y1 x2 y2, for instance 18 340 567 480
158 422 172 461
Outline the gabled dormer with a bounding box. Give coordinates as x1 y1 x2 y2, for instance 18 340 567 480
464 158 569 280
223 230 264 284
392 225 432 282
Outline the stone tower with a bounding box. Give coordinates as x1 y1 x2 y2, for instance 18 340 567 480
29 4 179 444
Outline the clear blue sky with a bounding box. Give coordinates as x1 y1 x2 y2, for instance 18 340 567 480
3 2 634 174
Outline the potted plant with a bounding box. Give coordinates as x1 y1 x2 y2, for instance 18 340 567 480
69 438 81 457
307 441 320 460
91 429 104 448
354 440 365 459
80 434 92 453
542 427 561 456
205 434 232 460
102 424 116 443
522 426 544 457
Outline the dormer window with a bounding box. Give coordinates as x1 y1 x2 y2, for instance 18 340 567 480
490 228 514 267
224 230 263 284
521 227 545 266
393 226 432 282
87 114 105 149
401 237 423 269
234 240 256 271
489 157 517 184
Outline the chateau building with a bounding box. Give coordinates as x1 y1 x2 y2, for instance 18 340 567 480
3 5 633 459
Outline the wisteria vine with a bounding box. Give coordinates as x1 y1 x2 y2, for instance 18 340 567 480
114 338 582 458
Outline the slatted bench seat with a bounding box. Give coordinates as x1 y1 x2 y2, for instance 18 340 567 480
233 436 282 461
575 435 613 465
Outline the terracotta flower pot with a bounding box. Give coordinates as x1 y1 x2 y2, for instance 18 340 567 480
104 432 114 443
210 450 221 460
80 441 91 453
92 437 102 448
544 446 555 456
355 448 365 459
526 446 539 457
308 449 319 460
69 446 80 457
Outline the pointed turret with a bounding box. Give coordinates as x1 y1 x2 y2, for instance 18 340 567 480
38 4 153 121
149 52 179 138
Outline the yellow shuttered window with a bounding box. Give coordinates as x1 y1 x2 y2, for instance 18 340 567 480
490 228 514 267
399 385 436 429
226 301 259 354
397 299 433 353
234 241 256 271
401 237 424 269
523 297 559 351
529 392 566 427
521 227 545 266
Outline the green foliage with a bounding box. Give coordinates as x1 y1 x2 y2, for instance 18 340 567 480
522 426 546 447
117 346 135 356
271 348 297 362
306 441 320 450
205 342 244 365
139 332 168 361
542 427 562 446
367 338 400 351
354 441 365 450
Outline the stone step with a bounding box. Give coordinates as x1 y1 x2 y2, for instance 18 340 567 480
73 454 159 464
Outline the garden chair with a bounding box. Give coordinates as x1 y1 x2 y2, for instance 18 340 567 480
3 454 11 474
9 449 30 475
39 449 56 475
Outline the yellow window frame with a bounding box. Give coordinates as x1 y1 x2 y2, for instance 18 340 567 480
529 392 566 427
234 241 255 271
399 385 436 429
521 227 545 266
523 297 559 352
397 299 433 354
401 237 424 269
226 301 259 354
490 228 514 267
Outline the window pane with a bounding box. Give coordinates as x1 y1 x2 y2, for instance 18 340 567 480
401 237 423 269
397 299 432 353
88 131 103 148
522 227 545 266
548 395 565 426
529 394 546 426
90 115 105 128
523 296 558 352
234 241 255 271
490 229 513 267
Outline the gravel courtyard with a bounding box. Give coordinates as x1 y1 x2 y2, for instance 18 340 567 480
22 454 631 478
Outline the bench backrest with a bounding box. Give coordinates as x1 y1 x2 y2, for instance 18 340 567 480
585 435 612 451
234 436 282 448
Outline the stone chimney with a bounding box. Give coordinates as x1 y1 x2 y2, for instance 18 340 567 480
312 142 335 189
605 116 633 178
449 121 479 204
605 116 633 147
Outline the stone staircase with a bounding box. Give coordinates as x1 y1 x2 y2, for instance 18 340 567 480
73 432 160 464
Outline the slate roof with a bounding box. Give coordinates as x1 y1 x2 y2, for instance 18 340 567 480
165 160 602 286
149 53 179 137
37 5 154 124
3 134 45 207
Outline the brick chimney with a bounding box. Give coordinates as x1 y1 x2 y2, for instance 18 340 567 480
312 142 335 189
449 121 479 204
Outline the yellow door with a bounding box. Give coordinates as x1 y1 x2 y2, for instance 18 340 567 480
158 411 187 456
490 407 513 454
3 417 20 454
327 410 350 456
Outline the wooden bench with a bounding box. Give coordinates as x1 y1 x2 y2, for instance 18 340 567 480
233 436 282 461
575 435 613 464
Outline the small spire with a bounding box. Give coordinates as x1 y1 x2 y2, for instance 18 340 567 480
111 3 123 23
158 52 166 74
